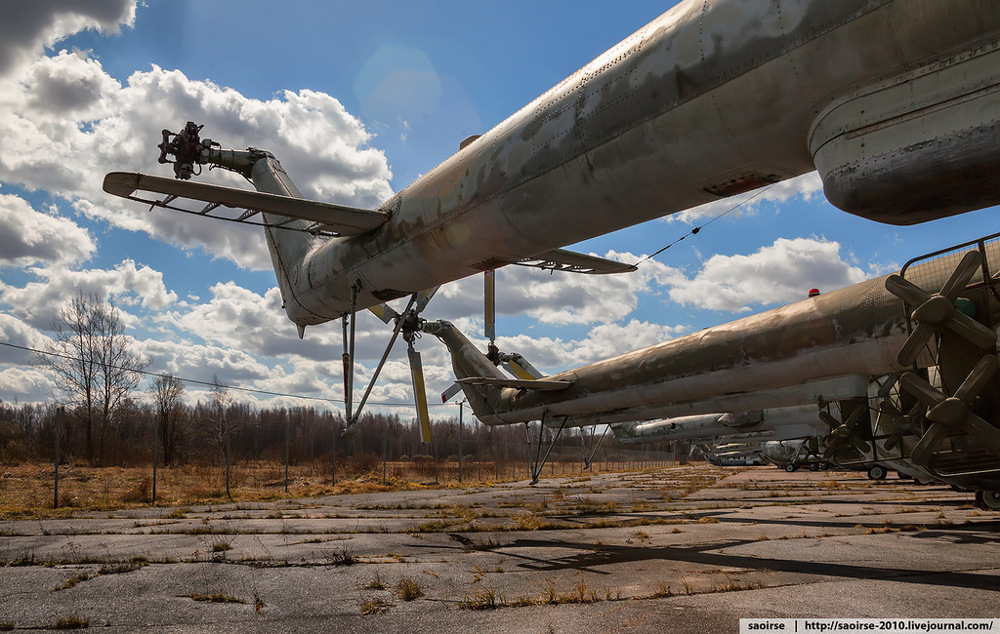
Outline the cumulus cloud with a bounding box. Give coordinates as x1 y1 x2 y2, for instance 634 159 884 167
0 0 136 78
0 53 394 270
433 251 678 326
0 259 177 328
0 190 95 268
667 237 868 312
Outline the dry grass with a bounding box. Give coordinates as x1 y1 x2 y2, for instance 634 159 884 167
0 460 637 520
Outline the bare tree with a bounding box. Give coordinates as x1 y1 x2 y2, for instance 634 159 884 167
149 374 185 466
39 292 147 464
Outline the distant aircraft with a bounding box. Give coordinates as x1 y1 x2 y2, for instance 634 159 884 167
104 0 1000 437
609 406 828 445
421 234 1000 506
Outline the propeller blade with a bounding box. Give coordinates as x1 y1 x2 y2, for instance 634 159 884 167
484 269 496 343
885 275 930 307
899 372 945 408
818 411 840 429
897 322 935 366
945 311 998 350
938 250 983 300
910 423 951 465
408 345 432 443
441 382 463 403
954 354 999 402
962 414 1000 457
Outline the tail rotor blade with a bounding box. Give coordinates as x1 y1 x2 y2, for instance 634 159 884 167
408 345 432 443
441 382 463 403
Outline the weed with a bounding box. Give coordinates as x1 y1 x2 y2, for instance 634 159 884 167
327 545 357 566
52 571 93 592
360 598 390 615
650 581 673 598
211 539 233 553
366 569 387 590
396 576 424 601
53 614 89 629
460 585 505 610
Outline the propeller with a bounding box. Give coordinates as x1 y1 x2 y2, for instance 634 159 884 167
899 354 1000 465
883 402 925 451
885 250 995 366
821 404 870 458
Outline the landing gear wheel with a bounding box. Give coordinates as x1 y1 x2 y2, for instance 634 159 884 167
784 463 797 473
975 490 1000 511
867 465 887 480
819 462 830 470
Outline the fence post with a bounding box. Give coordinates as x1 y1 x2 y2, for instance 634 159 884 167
382 433 387 485
284 419 289 493
53 406 61 509
458 401 464 484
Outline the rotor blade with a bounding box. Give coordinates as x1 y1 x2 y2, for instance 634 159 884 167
954 354 999 402
899 372 945 408
885 275 931 307
939 250 983 300
368 303 399 325
441 382 463 403
897 322 935 366
945 312 998 350
503 353 544 380
414 286 439 314
484 269 496 344
408 345 432 443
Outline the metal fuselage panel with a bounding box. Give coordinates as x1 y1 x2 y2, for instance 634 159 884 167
459 245 1000 425
280 0 1000 325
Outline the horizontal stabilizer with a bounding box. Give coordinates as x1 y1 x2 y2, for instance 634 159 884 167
457 377 572 391
516 249 637 275
103 172 387 237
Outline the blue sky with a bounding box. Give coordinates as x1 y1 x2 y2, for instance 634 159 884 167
0 1 996 420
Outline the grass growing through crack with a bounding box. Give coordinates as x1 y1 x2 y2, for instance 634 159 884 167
396 576 424 601
360 598 390 615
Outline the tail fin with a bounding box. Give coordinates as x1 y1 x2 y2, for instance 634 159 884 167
246 154 319 325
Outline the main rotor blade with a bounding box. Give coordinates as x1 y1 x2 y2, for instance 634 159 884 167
414 286 439 314
368 303 399 325
408 345 432 443
484 269 496 343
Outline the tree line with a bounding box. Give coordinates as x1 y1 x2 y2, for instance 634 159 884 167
4 292 674 468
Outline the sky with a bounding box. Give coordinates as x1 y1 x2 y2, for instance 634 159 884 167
1 1 997 423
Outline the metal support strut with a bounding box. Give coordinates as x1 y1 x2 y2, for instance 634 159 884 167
580 425 608 470
525 413 568 485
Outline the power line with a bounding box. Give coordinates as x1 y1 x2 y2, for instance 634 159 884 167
0 340 448 409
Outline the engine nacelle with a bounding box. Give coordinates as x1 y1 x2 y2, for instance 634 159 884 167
810 44 1000 225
